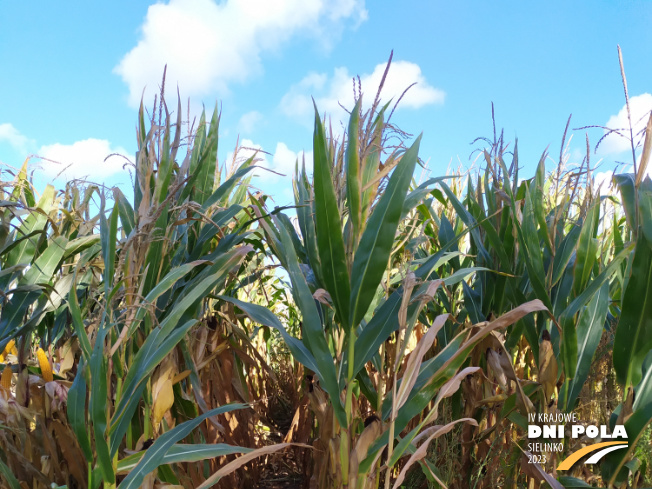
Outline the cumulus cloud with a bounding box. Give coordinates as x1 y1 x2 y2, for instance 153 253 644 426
225 139 312 187
600 93 652 155
280 60 445 125
593 169 618 194
36 139 133 181
115 0 367 107
0 123 34 154
237 111 263 135
272 142 313 176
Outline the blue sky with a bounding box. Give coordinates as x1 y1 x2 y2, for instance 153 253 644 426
1 0 651 206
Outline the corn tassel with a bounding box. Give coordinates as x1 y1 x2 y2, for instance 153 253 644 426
37 348 53 382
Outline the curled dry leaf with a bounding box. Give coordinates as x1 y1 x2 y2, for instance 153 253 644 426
152 356 176 430
397 272 419 332
395 312 449 410
57 338 78 376
538 329 558 406
196 443 311 489
490 331 534 417
392 418 478 489
348 415 382 487
44 381 69 412
312 288 333 307
486 348 509 392
616 386 634 426
436 300 548 387
519 451 564 489
423 366 481 425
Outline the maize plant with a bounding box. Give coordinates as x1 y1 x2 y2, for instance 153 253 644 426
212 83 556 489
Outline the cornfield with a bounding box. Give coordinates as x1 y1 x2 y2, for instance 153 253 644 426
0 58 651 489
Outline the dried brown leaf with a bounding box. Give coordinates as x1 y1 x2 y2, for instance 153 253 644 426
392 418 478 489
396 312 449 410
196 443 310 489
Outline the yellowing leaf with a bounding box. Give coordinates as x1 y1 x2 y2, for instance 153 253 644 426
151 356 176 430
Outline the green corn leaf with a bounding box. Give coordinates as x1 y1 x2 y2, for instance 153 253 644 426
113 187 135 237
195 106 219 204
613 234 652 387
515 186 553 310
119 260 209 344
216 296 322 374
100 200 118 297
110 247 249 448
4 185 55 270
349 135 422 329
438 181 491 264
551 225 581 287
557 476 595 488
90 342 114 484
312 104 351 330
67 358 93 462
294 161 322 282
0 236 68 339
352 247 463 377
463 281 484 324
532 157 553 252
638 177 652 244
633 355 652 414
63 235 101 260
560 243 634 380
360 104 391 220
614 173 637 231
474 208 511 271
273 213 346 427
401 176 456 223
601 402 652 486
117 444 251 474
560 283 609 411
110 319 198 456
23 273 74 330
153 109 174 206
190 205 243 260
200 159 256 211
119 404 247 489
346 99 362 243
572 203 600 297
0 457 21 489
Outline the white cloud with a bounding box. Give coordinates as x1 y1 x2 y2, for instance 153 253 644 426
601 93 652 155
36 139 133 181
237 111 263 135
272 142 313 176
0 123 34 153
225 139 312 186
593 169 617 194
280 60 445 125
115 0 367 107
